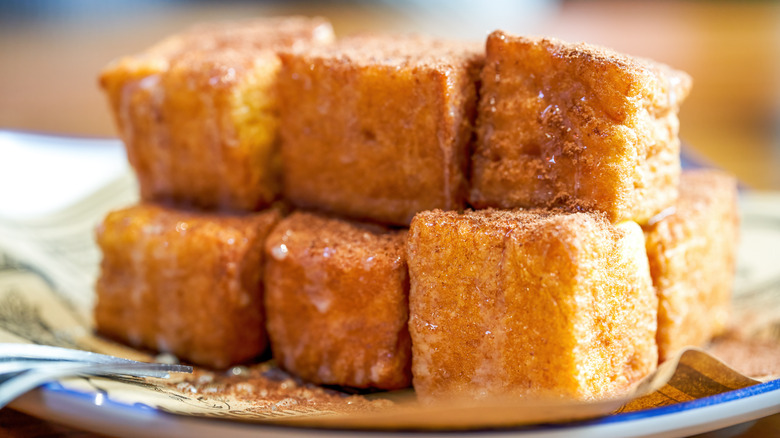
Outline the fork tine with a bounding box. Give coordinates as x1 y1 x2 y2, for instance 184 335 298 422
0 362 192 409
0 361 56 375
0 344 141 365
0 343 194 410
0 360 192 376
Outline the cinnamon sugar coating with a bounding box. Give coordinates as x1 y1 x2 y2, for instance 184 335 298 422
407 209 658 403
470 31 692 224
95 204 281 368
99 17 334 212
264 211 411 389
644 170 739 361
278 35 483 226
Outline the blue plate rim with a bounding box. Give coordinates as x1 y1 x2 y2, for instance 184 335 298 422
37 377 780 433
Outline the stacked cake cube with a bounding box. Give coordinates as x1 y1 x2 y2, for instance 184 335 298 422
96 17 739 402
100 17 335 211
96 16 334 367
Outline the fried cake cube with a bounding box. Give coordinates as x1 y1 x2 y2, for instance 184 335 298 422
470 31 692 224
278 35 483 226
407 209 657 403
644 170 739 361
99 17 334 212
95 204 281 368
264 211 411 389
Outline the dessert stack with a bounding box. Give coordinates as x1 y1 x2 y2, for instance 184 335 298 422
96 17 739 402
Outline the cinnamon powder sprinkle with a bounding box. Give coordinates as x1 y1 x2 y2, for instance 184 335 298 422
159 361 396 417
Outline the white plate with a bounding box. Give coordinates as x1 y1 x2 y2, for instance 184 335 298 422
10 378 780 437
0 131 128 220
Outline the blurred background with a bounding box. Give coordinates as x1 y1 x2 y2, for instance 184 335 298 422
0 0 778 189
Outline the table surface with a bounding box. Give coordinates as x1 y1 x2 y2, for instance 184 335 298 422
0 1 778 436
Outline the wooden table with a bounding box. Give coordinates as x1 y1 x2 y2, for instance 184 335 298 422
0 1 777 436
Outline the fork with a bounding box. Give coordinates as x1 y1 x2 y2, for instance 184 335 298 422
0 343 192 409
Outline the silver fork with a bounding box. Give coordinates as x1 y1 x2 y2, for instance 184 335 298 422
0 343 192 408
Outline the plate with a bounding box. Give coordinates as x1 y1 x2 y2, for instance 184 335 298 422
0 131 128 220
10 379 780 437
2 132 780 437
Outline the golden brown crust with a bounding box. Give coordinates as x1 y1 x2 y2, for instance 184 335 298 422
644 170 739 361
99 17 334 212
285 34 482 68
94 204 281 368
407 208 657 403
470 31 692 224
264 211 411 389
278 35 483 226
99 16 335 90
